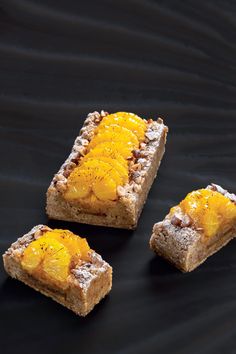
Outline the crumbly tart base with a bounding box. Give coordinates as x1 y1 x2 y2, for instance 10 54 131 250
46 111 168 229
3 225 112 316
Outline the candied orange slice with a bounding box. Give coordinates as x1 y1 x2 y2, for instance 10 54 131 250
22 230 91 284
21 239 45 272
43 229 90 258
89 124 139 151
83 160 120 200
93 175 117 201
87 141 133 159
81 159 123 186
43 243 70 283
201 209 220 239
102 112 146 129
115 112 146 128
64 169 90 200
180 190 204 217
22 237 71 283
65 159 122 201
99 112 146 141
179 189 236 238
84 147 128 168
81 157 128 184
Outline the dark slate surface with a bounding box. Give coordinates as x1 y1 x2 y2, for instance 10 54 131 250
0 1 236 353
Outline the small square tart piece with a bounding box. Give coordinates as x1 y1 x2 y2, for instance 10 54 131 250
150 184 236 272
3 225 112 316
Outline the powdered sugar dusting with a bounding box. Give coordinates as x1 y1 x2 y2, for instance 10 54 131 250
154 218 200 250
164 219 199 249
71 251 110 290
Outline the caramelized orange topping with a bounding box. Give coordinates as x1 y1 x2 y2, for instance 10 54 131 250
64 112 147 203
21 229 90 285
173 189 236 238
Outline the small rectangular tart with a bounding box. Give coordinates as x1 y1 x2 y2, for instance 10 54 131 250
3 225 112 316
46 110 168 229
150 184 236 272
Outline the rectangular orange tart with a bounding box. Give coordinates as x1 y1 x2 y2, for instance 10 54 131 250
46 111 168 229
150 184 236 272
3 225 112 316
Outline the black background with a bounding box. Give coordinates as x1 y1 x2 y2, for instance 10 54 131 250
0 1 236 353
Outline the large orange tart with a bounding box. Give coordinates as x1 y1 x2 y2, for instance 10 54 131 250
21 229 90 287
64 112 147 204
171 189 236 238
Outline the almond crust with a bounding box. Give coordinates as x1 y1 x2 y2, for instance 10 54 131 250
150 185 236 272
3 225 112 316
46 111 168 229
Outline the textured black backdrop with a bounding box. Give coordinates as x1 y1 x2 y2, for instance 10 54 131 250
0 1 236 354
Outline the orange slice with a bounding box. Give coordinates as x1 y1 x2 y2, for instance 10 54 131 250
84 147 128 168
42 242 70 283
86 141 133 160
81 159 123 186
43 229 90 258
22 237 70 283
81 157 128 184
92 175 117 201
89 124 139 151
99 112 146 141
64 168 91 200
179 189 236 238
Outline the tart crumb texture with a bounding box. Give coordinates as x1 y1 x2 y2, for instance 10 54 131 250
3 225 112 316
46 111 168 229
150 184 236 272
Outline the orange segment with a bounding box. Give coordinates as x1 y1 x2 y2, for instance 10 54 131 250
81 159 123 186
84 147 128 168
22 237 70 283
93 176 117 201
42 242 70 283
86 141 133 159
64 169 91 200
81 157 128 184
99 112 146 141
89 124 139 151
115 112 146 129
82 160 120 200
21 240 44 272
202 209 220 238
77 238 91 258
21 230 91 285
42 229 90 258
64 159 123 201
179 189 236 238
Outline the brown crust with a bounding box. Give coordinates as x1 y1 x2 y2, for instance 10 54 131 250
150 185 236 272
2 225 112 316
46 111 168 229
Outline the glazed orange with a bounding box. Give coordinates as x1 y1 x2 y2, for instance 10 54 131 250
64 159 122 201
64 112 147 203
21 229 90 285
88 124 139 151
98 112 146 141
177 189 236 238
